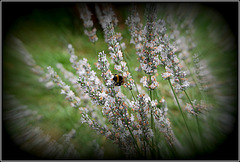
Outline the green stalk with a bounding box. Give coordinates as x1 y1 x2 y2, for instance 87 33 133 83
115 90 142 157
150 90 154 132
148 75 154 131
130 90 136 101
124 110 144 157
148 75 156 158
168 79 195 147
128 90 136 115
94 42 98 56
150 92 156 158
121 48 140 95
126 123 143 157
183 60 206 103
144 139 147 157
184 90 203 145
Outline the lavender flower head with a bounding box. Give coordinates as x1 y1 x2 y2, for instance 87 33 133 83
99 6 135 90
79 4 98 43
47 66 81 108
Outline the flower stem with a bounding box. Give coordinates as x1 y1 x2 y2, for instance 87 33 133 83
126 122 143 157
130 90 136 101
121 48 140 94
183 60 206 102
129 90 136 115
148 75 156 158
94 42 98 56
118 95 142 157
150 90 154 132
184 90 203 145
168 79 195 147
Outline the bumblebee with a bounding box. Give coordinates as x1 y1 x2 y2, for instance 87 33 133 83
113 74 125 86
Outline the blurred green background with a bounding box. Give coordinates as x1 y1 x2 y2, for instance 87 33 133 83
2 2 238 160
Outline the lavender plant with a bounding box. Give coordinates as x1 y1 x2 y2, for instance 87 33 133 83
46 4 182 158
3 94 80 159
13 36 54 89
5 2 236 160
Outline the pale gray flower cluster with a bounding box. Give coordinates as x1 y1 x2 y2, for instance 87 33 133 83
79 3 98 43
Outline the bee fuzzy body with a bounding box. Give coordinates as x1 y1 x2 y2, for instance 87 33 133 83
113 74 125 86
